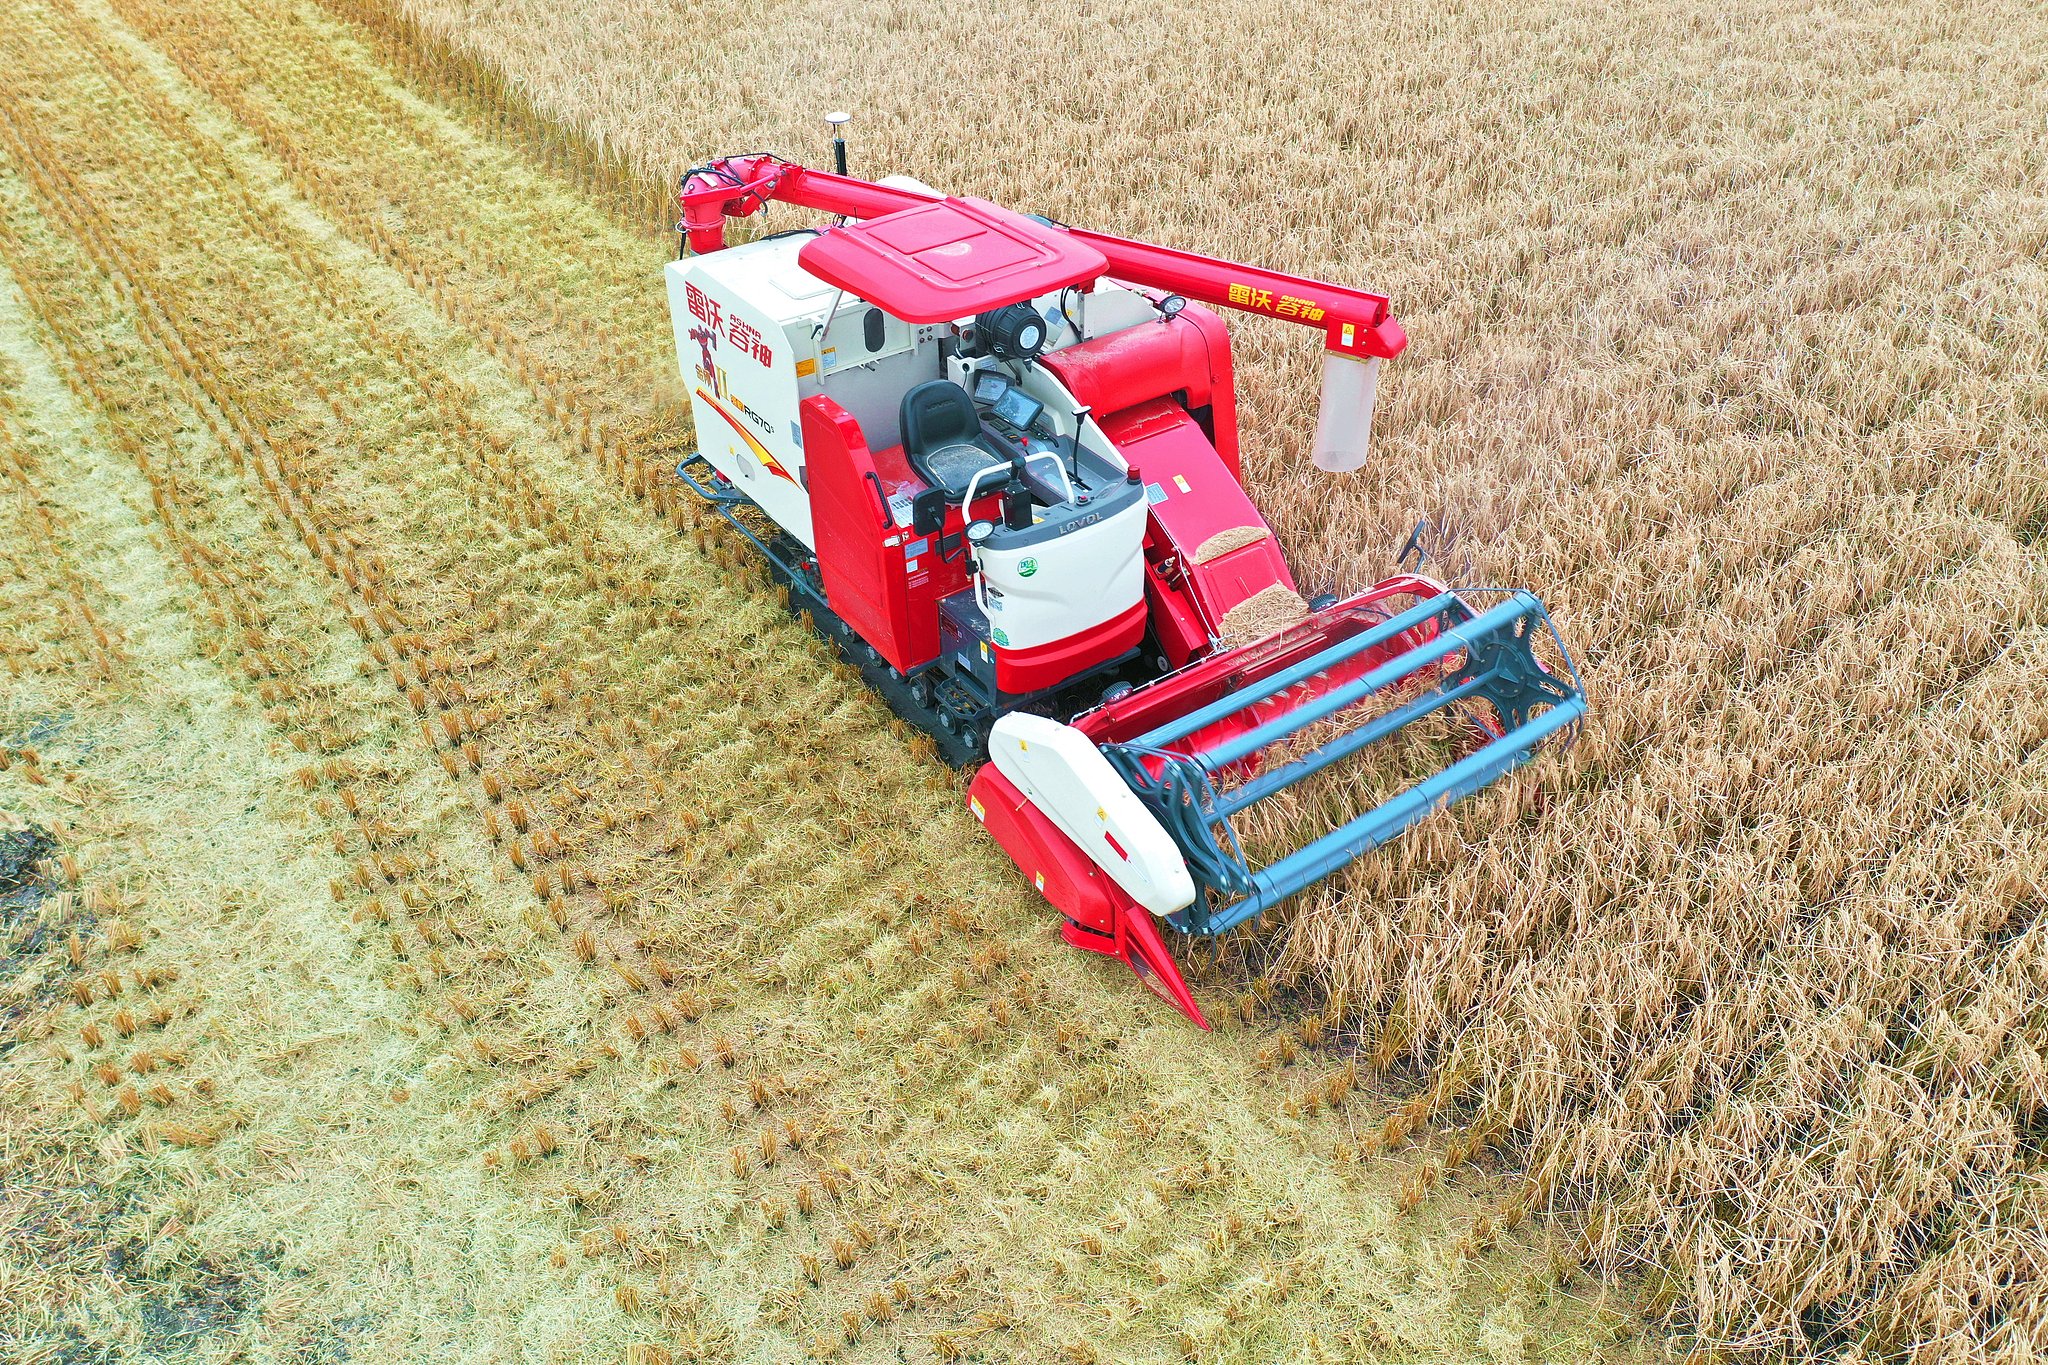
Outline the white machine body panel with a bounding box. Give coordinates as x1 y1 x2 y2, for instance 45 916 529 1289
987 713 1196 916
668 248 816 545
975 497 1146 652
668 236 945 551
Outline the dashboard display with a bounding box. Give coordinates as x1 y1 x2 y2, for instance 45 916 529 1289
989 385 1044 432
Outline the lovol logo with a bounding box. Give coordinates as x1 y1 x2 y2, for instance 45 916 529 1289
1017 557 1038 578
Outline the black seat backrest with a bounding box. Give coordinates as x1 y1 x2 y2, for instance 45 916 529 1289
899 380 979 457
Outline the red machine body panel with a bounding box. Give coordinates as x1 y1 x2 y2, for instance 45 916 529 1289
966 765 1209 1028
801 396 919 671
797 198 1108 325
1143 559 1211 669
865 439 974 666
1098 400 1296 659
967 764 1122 928
993 600 1148 694
1039 303 1241 478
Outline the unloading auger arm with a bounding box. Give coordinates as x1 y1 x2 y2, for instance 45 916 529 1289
677 155 1408 362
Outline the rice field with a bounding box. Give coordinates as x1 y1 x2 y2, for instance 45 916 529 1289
311 0 2048 1355
0 0 1648 1361
2 0 2043 1359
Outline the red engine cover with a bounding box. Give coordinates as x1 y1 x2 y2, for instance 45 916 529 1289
1039 303 1239 477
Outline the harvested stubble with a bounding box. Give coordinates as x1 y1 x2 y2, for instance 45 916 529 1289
356 0 2048 1356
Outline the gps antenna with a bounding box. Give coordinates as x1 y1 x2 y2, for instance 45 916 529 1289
826 111 851 177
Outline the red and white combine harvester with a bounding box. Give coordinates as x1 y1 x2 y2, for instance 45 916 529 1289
671 137 1585 1028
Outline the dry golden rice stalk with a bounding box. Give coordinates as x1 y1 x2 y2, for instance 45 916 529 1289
1215 584 1309 645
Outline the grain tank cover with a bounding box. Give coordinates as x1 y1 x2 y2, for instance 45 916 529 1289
797 197 1106 324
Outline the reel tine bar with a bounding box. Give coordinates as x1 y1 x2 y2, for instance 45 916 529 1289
1100 590 1585 936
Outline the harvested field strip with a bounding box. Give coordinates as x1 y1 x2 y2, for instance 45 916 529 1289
352 0 2048 1352
0 207 597 1356
0 388 126 688
0 0 1649 1359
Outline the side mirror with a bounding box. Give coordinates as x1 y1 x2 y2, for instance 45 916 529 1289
911 488 946 537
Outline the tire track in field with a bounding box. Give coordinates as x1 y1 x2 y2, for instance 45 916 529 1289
6 0 737 1080
0 178 665 1357
0 76 525 1030
0 29 764 1350
0 112 545 1118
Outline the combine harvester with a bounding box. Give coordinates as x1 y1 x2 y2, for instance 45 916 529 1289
670 131 1584 1028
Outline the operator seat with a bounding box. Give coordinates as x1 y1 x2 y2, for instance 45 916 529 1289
900 380 1009 500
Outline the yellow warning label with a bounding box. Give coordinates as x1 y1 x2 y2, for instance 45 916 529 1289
970 796 985 822
1173 474 1191 494
1034 872 1045 892
795 357 817 378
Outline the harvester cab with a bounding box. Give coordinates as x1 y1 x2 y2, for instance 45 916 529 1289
669 146 1586 1028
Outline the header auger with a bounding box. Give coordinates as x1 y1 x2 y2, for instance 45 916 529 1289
669 139 1585 1028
